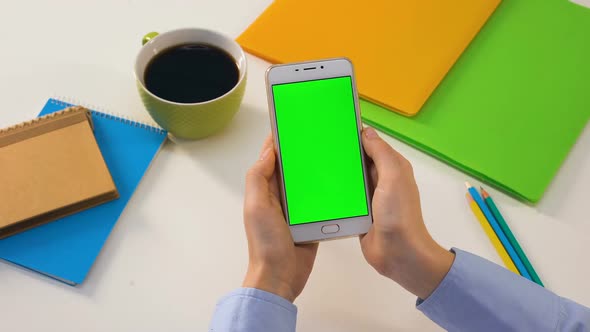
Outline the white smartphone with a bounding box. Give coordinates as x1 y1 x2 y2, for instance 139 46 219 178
265 58 372 243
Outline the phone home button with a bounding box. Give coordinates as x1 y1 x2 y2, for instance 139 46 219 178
321 224 340 234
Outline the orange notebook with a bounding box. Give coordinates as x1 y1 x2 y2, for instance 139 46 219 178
238 0 501 116
0 107 118 239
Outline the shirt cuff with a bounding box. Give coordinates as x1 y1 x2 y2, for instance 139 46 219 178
415 248 459 312
217 287 298 314
210 287 297 332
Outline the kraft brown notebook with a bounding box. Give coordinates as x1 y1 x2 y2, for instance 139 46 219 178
0 106 118 239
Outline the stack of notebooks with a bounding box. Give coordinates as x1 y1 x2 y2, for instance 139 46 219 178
238 0 590 202
0 99 167 285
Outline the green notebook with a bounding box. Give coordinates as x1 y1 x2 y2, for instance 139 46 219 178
362 0 590 203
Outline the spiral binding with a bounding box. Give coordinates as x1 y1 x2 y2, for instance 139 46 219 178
0 106 85 135
50 97 167 135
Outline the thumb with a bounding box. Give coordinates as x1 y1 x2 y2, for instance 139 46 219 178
361 127 404 185
361 127 412 232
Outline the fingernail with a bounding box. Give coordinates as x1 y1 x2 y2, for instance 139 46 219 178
364 127 378 139
260 147 271 160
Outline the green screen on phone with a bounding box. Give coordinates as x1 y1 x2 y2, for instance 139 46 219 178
272 76 369 225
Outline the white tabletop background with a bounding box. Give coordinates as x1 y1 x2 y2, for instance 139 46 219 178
0 1 589 331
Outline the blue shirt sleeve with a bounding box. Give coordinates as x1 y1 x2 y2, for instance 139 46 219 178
209 287 297 332
417 248 590 331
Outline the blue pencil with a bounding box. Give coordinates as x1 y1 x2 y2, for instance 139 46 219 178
465 182 533 281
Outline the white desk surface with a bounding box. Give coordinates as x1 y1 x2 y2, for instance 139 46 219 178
0 1 588 331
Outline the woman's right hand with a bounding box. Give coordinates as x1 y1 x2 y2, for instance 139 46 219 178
359 127 454 300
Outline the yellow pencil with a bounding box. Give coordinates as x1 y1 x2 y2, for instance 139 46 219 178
466 193 520 275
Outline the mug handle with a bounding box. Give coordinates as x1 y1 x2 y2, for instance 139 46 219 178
142 32 159 46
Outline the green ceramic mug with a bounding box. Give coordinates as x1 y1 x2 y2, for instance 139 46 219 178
135 28 247 139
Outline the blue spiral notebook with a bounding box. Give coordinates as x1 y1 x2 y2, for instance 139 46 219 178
0 98 167 285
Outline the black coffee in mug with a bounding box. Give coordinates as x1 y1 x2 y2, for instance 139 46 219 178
144 43 239 103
